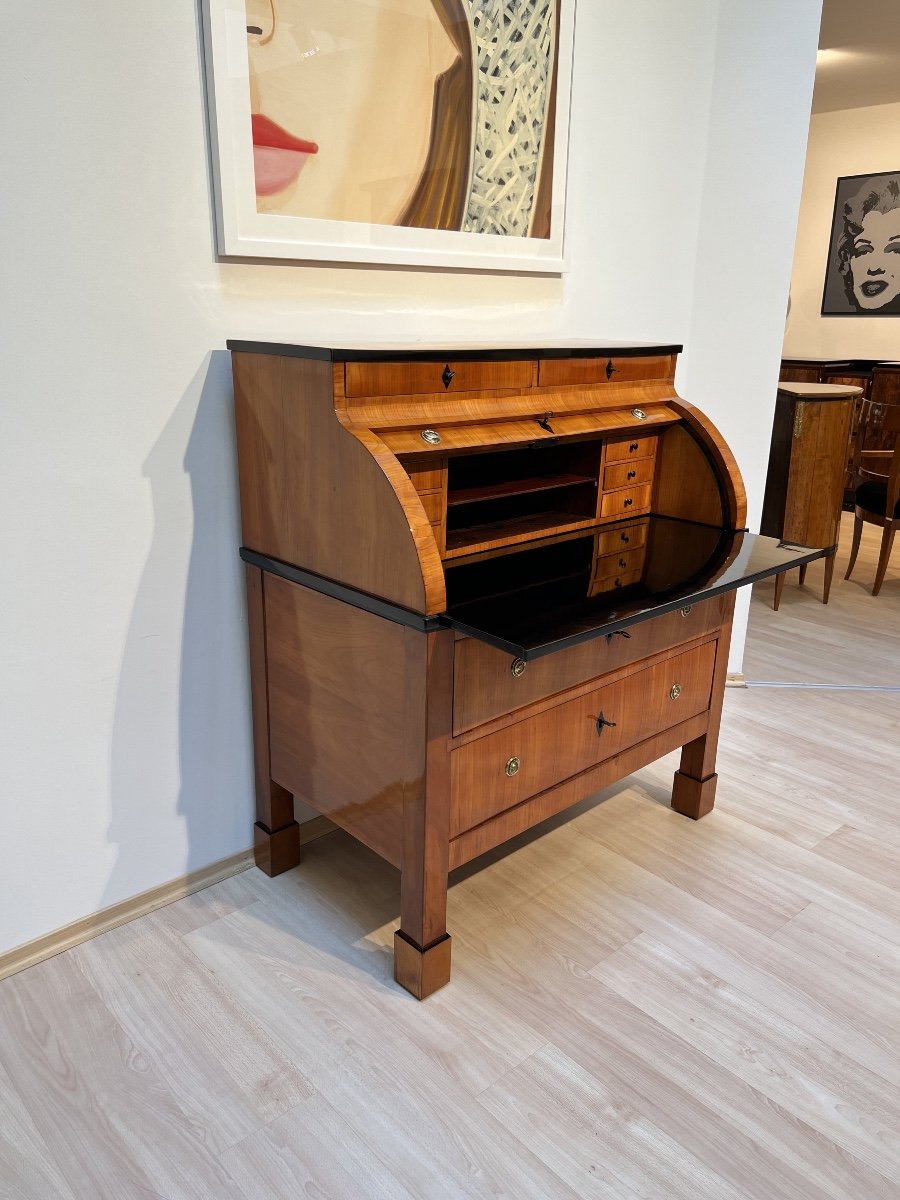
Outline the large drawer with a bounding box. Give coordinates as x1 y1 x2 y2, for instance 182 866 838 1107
344 359 534 398
450 640 717 836
452 593 727 734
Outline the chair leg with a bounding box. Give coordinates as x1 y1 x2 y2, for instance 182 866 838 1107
845 514 864 580
773 571 786 611
873 525 896 596
798 563 808 586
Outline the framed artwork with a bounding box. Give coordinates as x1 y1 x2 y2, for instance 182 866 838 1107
821 171 900 316
202 0 576 273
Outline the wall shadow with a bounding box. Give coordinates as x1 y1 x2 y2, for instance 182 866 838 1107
102 350 252 913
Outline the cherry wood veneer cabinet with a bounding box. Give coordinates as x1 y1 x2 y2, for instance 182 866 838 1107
231 340 824 998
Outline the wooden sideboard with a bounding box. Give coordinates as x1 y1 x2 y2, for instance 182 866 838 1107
761 383 860 608
231 340 825 998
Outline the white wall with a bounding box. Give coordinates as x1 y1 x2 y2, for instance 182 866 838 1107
0 0 820 955
784 100 900 358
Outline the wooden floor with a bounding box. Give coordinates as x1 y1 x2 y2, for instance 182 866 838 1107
2 516 899 1199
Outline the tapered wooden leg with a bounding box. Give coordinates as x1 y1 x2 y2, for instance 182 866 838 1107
672 597 733 821
773 570 786 611
798 563 808 586
395 631 454 1000
822 553 835 605
246 564 300 877
873 525 896 596
844 514 864 580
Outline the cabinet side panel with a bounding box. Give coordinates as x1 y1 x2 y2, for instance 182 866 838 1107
233 352 427 611
264 576 426 867
653 424 725 526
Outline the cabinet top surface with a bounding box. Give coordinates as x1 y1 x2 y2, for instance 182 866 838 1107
226 339 683 363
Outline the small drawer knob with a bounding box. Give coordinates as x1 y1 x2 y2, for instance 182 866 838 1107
670 683 682 701
631 408 647 421
421 429 442 446
510 658 526 678
629 442 639 452
505 756 521 777
619 558 627 568
680 605 693 617
624 498 633 508
621 533 630 543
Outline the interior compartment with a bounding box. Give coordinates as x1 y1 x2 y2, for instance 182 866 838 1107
445 439 602 553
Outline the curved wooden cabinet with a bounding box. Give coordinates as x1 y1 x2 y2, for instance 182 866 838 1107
231 339 825 998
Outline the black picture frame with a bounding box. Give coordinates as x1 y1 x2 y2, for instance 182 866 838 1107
821 170 900 317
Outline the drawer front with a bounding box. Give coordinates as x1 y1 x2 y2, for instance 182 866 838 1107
401 456 446 492
605 435 657 463
602 457 655 492
593 546 646 582
537 355 675 388
600 483 652 518
589 568 643 595
345 359 534 398
452 594 727 734
418 491 444 524
594 520 649 557
450 640 717 836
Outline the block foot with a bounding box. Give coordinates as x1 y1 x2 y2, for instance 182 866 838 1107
394 931 452 999
254 820 301 876
671 771 718 820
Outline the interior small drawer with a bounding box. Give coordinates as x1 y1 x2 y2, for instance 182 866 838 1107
602 457 655 492
605 435 657 463
589 568 643 595
537 355 675 388
417 491 444 524
450 640 717 836
344 359 534 398
600 483 652 518
452 594 727 735
593 546 646 581
594 520 649 557
401 456 446 492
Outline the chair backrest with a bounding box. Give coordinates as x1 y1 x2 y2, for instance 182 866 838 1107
852 400 900 517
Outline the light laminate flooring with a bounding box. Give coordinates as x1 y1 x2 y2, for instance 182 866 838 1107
2 517 899 1199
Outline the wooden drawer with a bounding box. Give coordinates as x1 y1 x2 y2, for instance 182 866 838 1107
450 640 717 836
602 457 655 492
593 546 646 581
605 435 657 463
402 456 445 492
594 520 649 557
589 568 643 595
537 355 675 388
345 359 534 398
452 594 727 734
417 491 444 524
600 483 652 519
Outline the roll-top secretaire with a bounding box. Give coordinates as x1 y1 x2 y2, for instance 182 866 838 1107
229 339 825 998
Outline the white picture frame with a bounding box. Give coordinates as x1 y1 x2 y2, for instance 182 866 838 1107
201 0 575 273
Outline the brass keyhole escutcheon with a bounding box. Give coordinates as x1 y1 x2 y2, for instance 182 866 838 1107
510 658 526 678
670 683 682 701
680 605 693 617
505 756 521 777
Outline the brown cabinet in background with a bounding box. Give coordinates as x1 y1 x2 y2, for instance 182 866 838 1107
761 382 860 608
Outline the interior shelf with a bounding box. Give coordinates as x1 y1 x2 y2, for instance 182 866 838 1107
444 511 601 558
447 473 595 507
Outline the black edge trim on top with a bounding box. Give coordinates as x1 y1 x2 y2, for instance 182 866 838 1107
440 544 832 662
240 548 442 633
226 341 684 363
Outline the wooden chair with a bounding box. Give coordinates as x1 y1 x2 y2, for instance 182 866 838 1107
844 400 900 595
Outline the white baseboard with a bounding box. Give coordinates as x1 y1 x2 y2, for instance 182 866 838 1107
0 816 337 984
